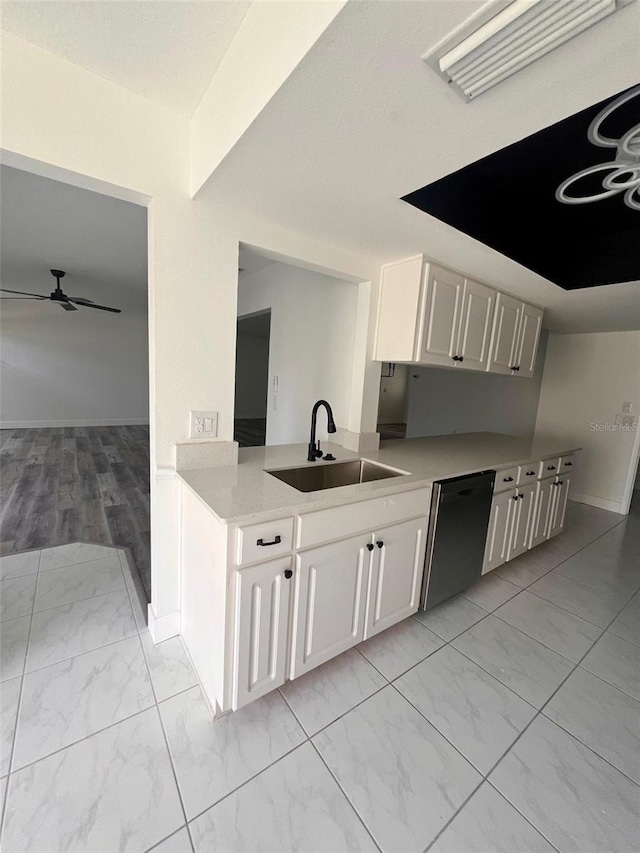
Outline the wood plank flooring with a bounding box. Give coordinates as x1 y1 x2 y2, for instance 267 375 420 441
0 425 151 598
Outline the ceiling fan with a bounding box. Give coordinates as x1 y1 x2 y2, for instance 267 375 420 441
0 269 122 313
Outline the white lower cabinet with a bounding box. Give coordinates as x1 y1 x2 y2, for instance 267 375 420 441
548 476 571 538
529 477 555 548
483 489 516 573
509 483 537 560
233 557 293 710
290 515 428 679
484 471 573 575
366 516 428 638
290 534 370 679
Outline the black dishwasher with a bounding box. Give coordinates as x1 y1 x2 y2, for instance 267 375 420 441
420 470 496 611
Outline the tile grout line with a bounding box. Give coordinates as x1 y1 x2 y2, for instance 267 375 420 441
402 524 639 851
425 564 640 852
120 569 195 853
0 547 43 842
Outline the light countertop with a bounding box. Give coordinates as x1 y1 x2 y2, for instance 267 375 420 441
177 431 581 524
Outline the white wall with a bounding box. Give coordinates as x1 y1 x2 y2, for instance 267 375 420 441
405 331 548 439
234 332 269 420
2 32 381 634
378 364 409 424
0 310 148 427
535 331 640 513
237 262 358 445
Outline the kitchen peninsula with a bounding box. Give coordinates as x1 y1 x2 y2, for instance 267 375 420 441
178 431 581 717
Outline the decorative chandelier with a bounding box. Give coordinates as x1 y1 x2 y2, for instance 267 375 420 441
556 85 640 210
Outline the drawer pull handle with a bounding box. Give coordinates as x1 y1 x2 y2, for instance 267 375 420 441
565 462 573 466
366 543 374 552
257 535 282 547
547 465 556 471
526 470 536 476
284 569 293 579
503 476 514 482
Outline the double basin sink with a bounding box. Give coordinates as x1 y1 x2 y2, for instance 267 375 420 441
266 459 408 493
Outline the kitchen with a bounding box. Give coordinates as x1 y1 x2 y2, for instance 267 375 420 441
2 3 639 852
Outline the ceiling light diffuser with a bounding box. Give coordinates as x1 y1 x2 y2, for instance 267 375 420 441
425 0 635 100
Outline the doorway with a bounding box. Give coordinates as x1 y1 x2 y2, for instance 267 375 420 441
234 310 271 447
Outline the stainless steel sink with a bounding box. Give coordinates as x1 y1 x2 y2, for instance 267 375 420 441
266 459 408 492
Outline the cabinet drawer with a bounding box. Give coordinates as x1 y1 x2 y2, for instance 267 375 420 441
494 467 519 493
518 463 540 485
235 517 294 566
539 457 561 479
559 454 577 475
296 487 431 550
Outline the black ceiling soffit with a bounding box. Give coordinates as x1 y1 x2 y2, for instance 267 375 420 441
402 84 640 290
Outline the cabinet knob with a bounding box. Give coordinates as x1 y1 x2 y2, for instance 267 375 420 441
284 569 293 579
377 540 384 549
366 543 374 552
558 480 564 486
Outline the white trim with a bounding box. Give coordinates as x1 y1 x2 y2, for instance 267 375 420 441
620 420 640 515
0 418 149 429
570 491 625 515
147 606 181 643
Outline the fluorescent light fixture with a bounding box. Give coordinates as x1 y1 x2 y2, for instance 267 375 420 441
425 0 635 100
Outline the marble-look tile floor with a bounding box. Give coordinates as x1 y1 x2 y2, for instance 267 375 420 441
1 499 639 853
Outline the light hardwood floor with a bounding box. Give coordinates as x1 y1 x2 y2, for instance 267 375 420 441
0 425 150 597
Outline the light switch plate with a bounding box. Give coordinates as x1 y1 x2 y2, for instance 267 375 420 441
189 410 218 439
615 412 638 428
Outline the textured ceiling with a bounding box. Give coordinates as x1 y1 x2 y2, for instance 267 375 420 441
1 166 148 313
200 0 640 332
0 0 250 115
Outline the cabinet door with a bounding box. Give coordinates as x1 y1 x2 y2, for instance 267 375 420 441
290 535 370 679
514 303 543 378
417 265 464 367
509 483 537 560
529 478 555 549
365 516 428 639
488 293 522 375
548 476 571 538
456 279 496 371
233 557 293 710
483 489 516 574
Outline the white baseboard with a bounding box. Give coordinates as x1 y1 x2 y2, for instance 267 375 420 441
0 418 149 429
148 606 180 643
570 491 625 515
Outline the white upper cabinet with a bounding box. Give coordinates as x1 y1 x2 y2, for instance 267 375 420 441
488 292 523 375
375 255 543 378
456 278 496 371
417 264 464 366
514 303 544 378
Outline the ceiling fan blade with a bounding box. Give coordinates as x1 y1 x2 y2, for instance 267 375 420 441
59 302 78 311
0 296 48 300
0 288 47 297
77 302 122 313
68 297 95 305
